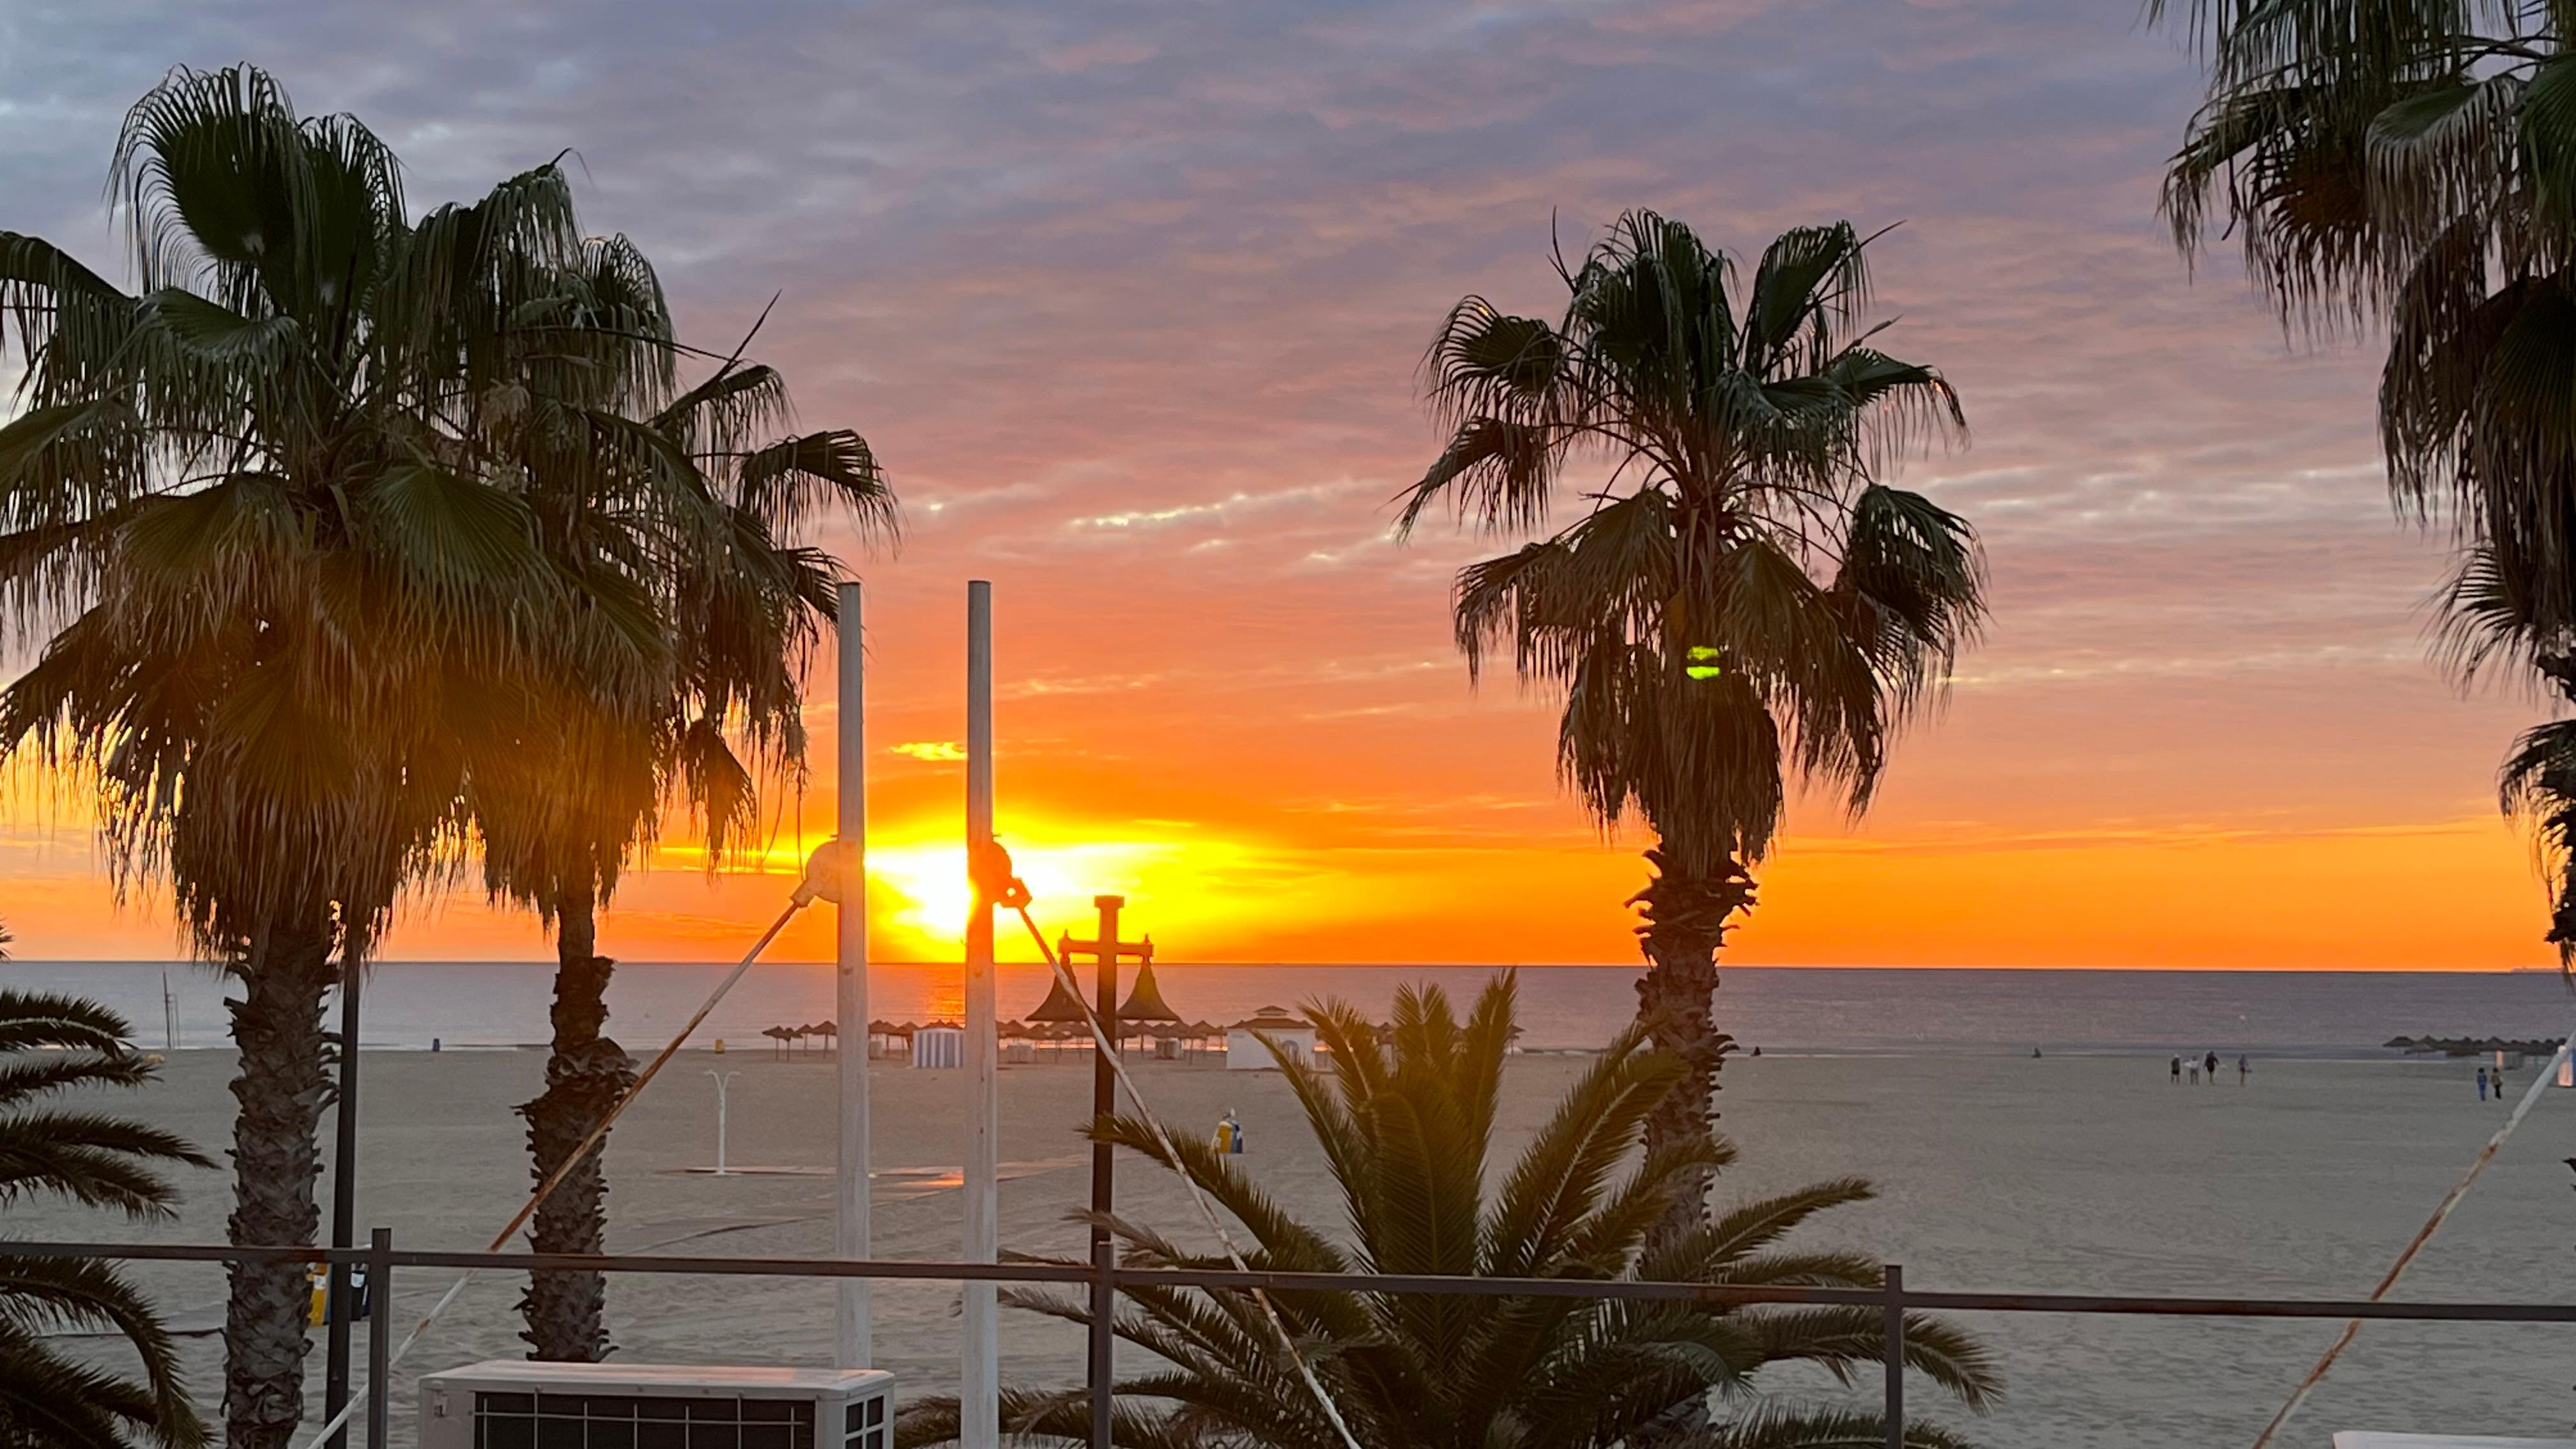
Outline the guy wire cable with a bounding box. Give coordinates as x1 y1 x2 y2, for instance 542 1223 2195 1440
979 841 1366 1449
294 878 825 1449
2247 1028 2576 1449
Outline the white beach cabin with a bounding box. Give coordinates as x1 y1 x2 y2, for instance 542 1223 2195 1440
911 1023 965 1069
1227 1006 1314 1070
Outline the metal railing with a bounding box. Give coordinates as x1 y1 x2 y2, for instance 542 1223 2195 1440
20 1234 2576 1448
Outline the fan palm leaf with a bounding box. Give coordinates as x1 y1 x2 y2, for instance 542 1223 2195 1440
911 973 1995 1449
0 986 210 1448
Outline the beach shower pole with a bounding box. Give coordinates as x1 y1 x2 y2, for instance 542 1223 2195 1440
707 1071 739 1174
963 580 1000 1449
835 579 873 1368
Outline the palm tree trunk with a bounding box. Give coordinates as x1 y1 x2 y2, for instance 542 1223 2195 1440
518 875 636 1361
222 907 339 1449
1630 846 1756 1246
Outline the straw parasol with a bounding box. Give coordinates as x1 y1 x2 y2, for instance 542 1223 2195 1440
1116 962 1183 1027
1023 976 1089 1025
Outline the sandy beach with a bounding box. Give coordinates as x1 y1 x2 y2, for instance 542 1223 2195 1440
24 1046 2575 1448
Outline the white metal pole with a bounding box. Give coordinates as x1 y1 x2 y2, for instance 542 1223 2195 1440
962 579 999 1449
835 580 872 1368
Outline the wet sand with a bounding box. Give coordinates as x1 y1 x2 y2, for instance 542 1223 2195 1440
22 1047 2576 1446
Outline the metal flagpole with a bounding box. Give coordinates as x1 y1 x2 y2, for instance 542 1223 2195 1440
834 580 872 1368
962 580 1000 1449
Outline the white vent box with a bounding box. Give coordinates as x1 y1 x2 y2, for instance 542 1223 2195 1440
418 1360 894 1449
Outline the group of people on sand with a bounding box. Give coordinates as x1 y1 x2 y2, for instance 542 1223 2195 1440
2170 1050 2249 1085
2476 1064 2514 1103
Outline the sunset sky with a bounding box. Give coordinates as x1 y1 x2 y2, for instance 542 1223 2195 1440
0 0 2557 969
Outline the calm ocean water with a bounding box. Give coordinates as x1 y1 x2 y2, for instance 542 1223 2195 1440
6 959 2573 1057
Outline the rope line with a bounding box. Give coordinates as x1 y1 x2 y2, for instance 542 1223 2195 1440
2246 1031 2576 1449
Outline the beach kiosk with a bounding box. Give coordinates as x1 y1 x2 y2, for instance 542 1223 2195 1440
1226 1006 1315 1070
418 1360 894 1449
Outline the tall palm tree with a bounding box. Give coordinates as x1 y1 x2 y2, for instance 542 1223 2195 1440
471 264 897 1360
0 66 658 1446
898 975 1997 1449
0 980 216 1448
2163 1 2576 959
1396 212 1984 1231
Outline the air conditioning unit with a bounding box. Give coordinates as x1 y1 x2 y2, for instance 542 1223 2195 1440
418 1360 894 1449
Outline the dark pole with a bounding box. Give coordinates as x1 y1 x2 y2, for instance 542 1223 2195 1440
324 949 364 1449
367 1227 393 1449
1883 1262 1905 1449
1087 895 1123 1449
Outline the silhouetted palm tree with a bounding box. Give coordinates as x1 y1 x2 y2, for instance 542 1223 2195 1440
900 975 1996 1449
0 975 215 1448
2164 0 2576 960
1397 213 1984 1233
0 66 660 1445
468 264 896 1360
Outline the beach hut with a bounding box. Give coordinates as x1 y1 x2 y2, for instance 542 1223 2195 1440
912 1023 965 1070
1227 1006 1315 1070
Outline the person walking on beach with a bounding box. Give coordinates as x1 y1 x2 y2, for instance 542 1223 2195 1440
2237 1054 2249 1085
2171 1055 2182 1085
2477 1066 2490 1101
2188 1058 2200 1084
2204 1050 2220 1084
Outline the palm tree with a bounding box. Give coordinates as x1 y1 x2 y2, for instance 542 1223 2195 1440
469 272 896 1360
898 975 1997 1449
1395 212 1984 1231
2162 1 2576 959
0 66 658 1445
0 980 216 1448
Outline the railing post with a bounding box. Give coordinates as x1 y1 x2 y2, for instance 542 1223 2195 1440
367 1227 393 1449
1883 1262 1905 1449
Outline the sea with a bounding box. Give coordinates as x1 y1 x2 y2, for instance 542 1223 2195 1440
6 958 2573 1057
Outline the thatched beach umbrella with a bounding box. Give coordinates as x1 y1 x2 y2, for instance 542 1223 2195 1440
1023 974 1089 1026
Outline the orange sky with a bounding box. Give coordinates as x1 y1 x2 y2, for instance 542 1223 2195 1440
0 1 2564 970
